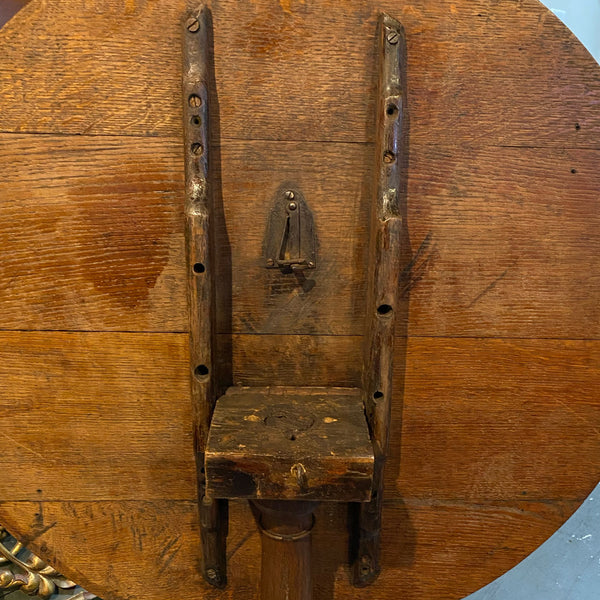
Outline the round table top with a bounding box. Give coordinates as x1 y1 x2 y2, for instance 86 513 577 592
0 1 598 599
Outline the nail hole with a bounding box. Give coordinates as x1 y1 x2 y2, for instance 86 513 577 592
377 304 393 316
188 94 202 108
373 391 384 400
191 115 201 126
191 143 204 156
289 434 297 441
383 150 395 164
575 123 581 131
571 168 577 174
386 103 398 117
194 364 209 379
193 262 205 274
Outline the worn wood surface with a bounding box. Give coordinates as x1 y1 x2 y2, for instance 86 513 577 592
0 135 597 338
206 387 373 501
252 501 316 600
0 0 598 599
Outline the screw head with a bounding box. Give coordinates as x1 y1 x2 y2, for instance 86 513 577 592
284 190 295 200
383 150 395 164
288 202 297 211
386 30 399 44
186 17 200 32
308 261 315 268
266 258 274 266
206 568 218 580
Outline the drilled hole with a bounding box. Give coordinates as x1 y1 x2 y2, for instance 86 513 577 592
189 94 202 107
194 364 209 379
383 150 395 164
575 123 581 131
386 103 398 117
191 115 201 126
191 143 204 156
377 304 393 316
373 391 384 400
571 168 577 174
193 262 205 274
289 434 297 441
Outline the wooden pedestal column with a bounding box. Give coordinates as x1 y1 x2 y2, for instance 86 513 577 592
252 501 317 600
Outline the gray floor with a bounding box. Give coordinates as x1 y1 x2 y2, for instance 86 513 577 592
467 483 600 599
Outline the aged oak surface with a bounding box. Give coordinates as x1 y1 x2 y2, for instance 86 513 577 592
0 0 598 599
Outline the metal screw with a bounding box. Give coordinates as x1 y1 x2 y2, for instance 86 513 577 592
266 258 274 266
284 190 295 200
308 261 315 269
186 17 200 32
386 30 399 45
383 150 395 164
206 568 218 580
360 555 371 575
191 143 204 156
288 202 297 211
189 94 202 108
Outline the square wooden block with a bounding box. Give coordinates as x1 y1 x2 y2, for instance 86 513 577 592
205 386 374 501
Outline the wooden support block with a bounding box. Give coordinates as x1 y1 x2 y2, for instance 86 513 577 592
205 386 374 502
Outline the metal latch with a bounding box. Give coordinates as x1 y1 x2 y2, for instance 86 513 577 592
265 188 316 272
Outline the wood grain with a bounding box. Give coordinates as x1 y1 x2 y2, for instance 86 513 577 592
0 332 597 504
0 135 597 338
0 0 598 148
0 497 584 600
0 0 597 598
206 387 373 501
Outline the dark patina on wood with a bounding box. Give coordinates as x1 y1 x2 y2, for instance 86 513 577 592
352 13 408 586
182 5 227 588
189 9 407 598
206 386 373 501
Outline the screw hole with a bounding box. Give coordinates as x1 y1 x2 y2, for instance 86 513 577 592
188 94 202 108
194 364 209 379
373 391 384 400
575 123 581 131
191 115 201 126
571 168 577 174
377 304 393 316
383 150 395 164
289 434 297 441
386 104 398 117
191 143 204 156
193 262 205 274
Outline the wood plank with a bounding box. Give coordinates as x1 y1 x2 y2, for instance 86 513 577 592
0 332 597 504
0 0 598 148
0 331 197 501
0 135 597 338
394 337 600 502
206 386 373 501
0 498 584 600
